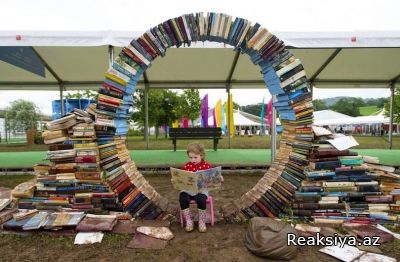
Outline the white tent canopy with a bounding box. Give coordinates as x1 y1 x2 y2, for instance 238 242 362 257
314 110 390 126
0 30 400 91
206 109 264 127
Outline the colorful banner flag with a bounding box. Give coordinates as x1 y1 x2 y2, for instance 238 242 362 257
225 94 234 137
215 99 222 127
182 116 189 128
201 94 208 128
260 97 265 134
267 97 273 128
221 102 226 135
213 108 217 128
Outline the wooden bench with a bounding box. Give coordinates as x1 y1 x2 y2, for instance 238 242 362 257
169 127 222 151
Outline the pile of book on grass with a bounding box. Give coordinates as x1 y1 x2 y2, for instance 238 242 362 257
292 127 399 226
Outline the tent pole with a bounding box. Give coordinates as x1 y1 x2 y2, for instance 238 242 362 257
227 86 231 149
310 82 314 98
143 71 150 150
389 83 395 149
144 85 149 150
59 84 64 116
271 95 277 161
108 45 114 67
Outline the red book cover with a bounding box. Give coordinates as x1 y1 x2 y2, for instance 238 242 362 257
255 200 274 218
110 174 129 189
98 97 121 107
114 180 132 195
102 82 124 94
75 156 98 163
122 47 145 65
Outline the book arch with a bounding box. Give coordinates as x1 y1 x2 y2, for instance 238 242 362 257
41 13 313 221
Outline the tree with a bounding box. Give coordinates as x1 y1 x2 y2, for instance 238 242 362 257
132 89 164 128
241 103 263 116
312 99 328 111
5 99 41 132
384 86 400 123
157 90 182 135
180 89 201 125
233 101 241 110
131 89 183 138
331 98 361 117
64 90 97 100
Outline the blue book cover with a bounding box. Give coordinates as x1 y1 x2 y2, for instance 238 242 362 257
23 212 49 230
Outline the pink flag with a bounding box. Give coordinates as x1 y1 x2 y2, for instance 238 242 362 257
182 116 189 128
213 108 217 128
267 98 273 128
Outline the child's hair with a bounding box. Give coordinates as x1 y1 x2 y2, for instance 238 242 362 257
186 143 206 159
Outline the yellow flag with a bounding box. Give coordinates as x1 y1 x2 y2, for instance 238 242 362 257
225 94 235 137
215 99 222 127
229 94 234 137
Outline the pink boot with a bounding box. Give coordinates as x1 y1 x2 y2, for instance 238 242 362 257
182 208 194 232
198 209 207 233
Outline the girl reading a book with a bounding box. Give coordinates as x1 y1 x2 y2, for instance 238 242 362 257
180 142 222 233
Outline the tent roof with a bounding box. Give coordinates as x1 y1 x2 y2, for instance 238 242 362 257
206 109 264 126
0 31 400 90
313 110 354 120
313 109 390 126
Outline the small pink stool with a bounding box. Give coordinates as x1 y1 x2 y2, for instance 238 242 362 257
180 196 215 226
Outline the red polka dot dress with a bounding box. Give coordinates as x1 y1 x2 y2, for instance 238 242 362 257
182 161 211 196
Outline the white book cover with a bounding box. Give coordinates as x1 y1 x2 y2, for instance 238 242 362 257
224 15 233 40
170 166 222 193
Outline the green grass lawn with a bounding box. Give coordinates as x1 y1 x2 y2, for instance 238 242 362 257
0 135 399 168
359 106 381 116
0 148 399 168
0 174 35 188
1 135 399 152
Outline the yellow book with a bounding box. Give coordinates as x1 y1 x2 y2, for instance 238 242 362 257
104 72 127 86
171 18 184 43
74 143 97 149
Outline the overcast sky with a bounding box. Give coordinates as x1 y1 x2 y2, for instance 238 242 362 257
0 0 398 114
2 0 399 31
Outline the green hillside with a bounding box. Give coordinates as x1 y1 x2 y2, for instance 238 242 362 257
359 106 381 116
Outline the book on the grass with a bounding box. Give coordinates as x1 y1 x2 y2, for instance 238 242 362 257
170 166 222 193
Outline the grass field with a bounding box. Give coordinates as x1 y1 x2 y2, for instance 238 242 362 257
0 149 399 168
0 135 399 152
0 135 399 168
359 106 381 116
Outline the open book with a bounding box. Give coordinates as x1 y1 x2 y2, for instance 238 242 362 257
170 166 222 193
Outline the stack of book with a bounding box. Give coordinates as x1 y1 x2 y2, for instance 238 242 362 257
364 163 400 220
42 130 68 145
16 110 114 213
96 69 136 141
97 138 168 218
290 132 399 225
